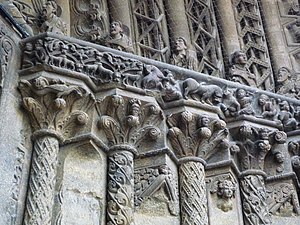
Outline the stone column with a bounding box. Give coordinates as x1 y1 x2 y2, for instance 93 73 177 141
239 172 271 225
18 76 94 225
24 134 60 225
179 158 208 225
106 146 135 225
215 0 240 54
164 0 191 44
259 0 292 73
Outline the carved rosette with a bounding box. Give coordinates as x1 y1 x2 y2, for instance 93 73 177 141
18 76 94 225
180 160 208 225
107 150 134 225
240 174 272 225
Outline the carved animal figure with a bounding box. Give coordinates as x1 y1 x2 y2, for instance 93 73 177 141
182 78 223 105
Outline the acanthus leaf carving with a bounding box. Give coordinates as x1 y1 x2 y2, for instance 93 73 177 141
97 95 163 149
167 111 229 160
18 76 95 140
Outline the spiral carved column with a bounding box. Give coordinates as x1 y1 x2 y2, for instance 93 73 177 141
24 136 59 225
107 147 135 225
240 173 271 225
179 159 208 225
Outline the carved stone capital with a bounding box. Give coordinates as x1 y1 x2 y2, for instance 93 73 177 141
97 94 163 151
18 76 95 141
167 110 229 160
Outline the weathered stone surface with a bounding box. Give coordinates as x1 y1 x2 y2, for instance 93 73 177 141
1 1 300 225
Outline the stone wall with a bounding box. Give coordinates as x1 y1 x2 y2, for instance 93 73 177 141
1 1 300 225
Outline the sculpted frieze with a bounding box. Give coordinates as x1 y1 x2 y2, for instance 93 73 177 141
0 28 13 88
19 35 300 133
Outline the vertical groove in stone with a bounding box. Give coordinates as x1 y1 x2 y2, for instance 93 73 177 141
179 161 208 225
23 136 59 225
107 150 134 225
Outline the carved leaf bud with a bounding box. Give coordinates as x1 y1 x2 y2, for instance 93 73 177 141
149 104 160 115
147 127 161 140
127 115 140 127
54 98 66 109
199 127 212 139
181 111 193 123
274 131 287 143
76 112 89 125
230 144 240 154
168 127 181 138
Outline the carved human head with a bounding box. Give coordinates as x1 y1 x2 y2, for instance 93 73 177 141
236 88 246 99
199 114 210 127
275 152 285 163
175 37 188 52
258 94 269 106
110 21 123 36
217 180 236 199
231 50 247 66
42 1 58 19
277 67 291 84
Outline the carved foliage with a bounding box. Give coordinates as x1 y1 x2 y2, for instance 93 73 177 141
70 0 109 41
185 0 224 76
18 76 94 140
131 0 170 62
266 182 300 216
0 28 13 88
107 151 134 225
134 165 179 216
240 174 272 225
234 125 272 171
232 0 274 91
97 95 163 149
167 111 229 159
180 161 208 225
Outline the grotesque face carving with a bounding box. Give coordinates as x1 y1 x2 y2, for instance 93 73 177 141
217 180 235 199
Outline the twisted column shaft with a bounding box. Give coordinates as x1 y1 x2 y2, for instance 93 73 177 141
107 150 134 225
179 160 208 225
24 136 59 225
